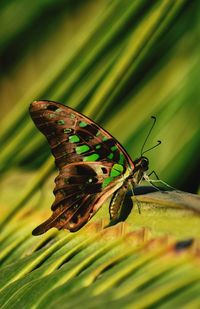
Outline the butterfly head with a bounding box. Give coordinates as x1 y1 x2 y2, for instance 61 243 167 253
131 156 149 184
134 156 149 171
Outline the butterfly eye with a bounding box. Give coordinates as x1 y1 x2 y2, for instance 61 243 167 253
141 158 149 170
47 105 58 111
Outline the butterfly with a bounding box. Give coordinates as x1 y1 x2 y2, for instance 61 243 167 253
30 100 159 235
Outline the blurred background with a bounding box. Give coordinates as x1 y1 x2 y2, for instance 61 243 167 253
0 0 200 220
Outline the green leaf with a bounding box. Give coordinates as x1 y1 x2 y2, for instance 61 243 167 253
0 0 200 307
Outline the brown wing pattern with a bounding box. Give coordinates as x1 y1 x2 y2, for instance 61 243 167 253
32 162 125 234
29 100 134 169
30 100 134 234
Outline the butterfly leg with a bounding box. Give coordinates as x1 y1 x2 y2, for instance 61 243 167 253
143 173 161 191
128 181 141 214
146 171 177 191
148 170 160 180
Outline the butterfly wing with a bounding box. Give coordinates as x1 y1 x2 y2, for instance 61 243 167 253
32 162 127 235
30 100 135 234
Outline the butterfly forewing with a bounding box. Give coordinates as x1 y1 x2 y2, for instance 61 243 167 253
30 100 134 235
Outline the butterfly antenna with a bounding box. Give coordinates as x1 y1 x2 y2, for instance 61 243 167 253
142 140 161 155
141 116 160 156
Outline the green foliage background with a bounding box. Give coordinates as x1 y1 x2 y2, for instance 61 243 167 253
0 1 200 308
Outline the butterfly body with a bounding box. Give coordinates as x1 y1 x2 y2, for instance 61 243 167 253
29 101 149 235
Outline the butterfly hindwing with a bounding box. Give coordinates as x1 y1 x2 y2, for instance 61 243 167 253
32 162 126 234
30 100 134 234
